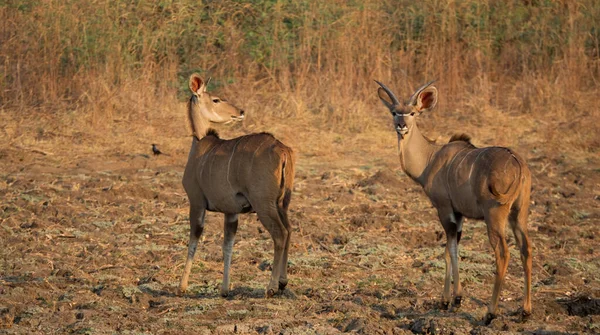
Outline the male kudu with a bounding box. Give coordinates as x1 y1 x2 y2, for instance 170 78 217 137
179 74 295 297
376 81 532 324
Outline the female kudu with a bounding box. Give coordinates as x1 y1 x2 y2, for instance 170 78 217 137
179 74 295 298
376 80 532 324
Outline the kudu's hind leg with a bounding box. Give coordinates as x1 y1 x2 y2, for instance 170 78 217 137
452 212 464 308
221 214 239 297
277 207 292 291
442 243 452 309
484 205 510 325
255 204 288 297
179 205 206 295
509 203 532 319
439 210 464 310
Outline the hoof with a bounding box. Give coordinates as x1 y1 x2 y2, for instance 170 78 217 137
520 309 531 322
220 283 230 298
278 280 288 291
484 312 496 325
453 296 462 308
441 301 450 310
177 287 186 297
266 288 276 298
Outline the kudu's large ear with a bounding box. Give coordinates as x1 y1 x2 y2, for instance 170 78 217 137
189 73 206 96
415 86 438 113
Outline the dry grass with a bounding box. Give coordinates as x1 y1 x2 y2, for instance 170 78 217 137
1 0 598 159
1 0 599 129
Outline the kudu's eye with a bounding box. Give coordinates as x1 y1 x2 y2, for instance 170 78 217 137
212 98 220 103
410 112 415 116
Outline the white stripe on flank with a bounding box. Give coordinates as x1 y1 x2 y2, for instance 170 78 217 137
249 138 269 172
468 148 489 180
227 137 244 191
446 147 470 194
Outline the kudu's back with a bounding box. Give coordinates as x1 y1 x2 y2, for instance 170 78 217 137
424 137 531 220
186 131 295 214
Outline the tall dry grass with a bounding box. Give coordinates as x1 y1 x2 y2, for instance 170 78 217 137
1 0 598 150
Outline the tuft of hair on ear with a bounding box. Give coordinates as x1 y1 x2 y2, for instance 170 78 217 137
205 128 220 138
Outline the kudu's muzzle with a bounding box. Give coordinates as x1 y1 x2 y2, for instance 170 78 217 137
393 114 409 136
231 110 245 121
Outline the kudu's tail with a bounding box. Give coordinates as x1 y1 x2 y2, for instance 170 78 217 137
275 144 295 232
278 146 296 211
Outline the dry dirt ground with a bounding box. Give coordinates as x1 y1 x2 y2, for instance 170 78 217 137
0 107 598 335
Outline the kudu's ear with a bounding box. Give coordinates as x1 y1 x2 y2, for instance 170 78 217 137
415 86 438 113
189 74 206 96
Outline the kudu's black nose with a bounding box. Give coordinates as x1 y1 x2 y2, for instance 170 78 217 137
240 110 245 116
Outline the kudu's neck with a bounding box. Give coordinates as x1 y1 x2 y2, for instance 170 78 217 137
188 98 210 140
398 125 440 185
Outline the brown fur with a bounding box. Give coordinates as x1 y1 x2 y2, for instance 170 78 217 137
178 74 296 299
377 81 532 324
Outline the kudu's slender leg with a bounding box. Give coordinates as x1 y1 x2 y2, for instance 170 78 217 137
179 205 207 295
452 212 464 307
255 204 288 297
484 205 510 324
277 207 291 291
442 243 452 309
221 213 239 297
509 201 532 319
439 209 464 310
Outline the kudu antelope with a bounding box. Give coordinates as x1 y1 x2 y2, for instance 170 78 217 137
375 81 532 324
178 74 295 298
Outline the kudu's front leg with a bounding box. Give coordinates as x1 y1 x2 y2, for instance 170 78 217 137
439 209 463 310
179 206 207 295
221 214 239 297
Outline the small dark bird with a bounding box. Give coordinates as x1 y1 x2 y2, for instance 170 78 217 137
152 144 164 156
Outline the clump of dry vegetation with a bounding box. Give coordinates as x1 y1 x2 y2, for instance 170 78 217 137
1 0 598 143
